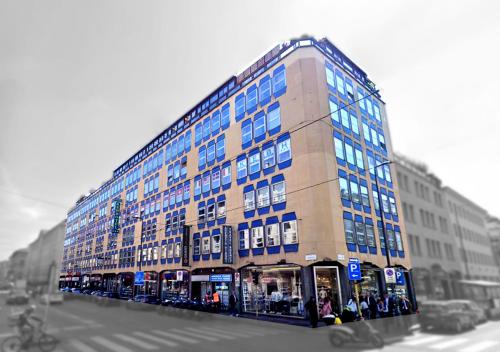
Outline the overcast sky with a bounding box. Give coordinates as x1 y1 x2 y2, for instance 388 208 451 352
1 0 499 260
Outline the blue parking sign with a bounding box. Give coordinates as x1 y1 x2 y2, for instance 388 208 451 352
134 271 145 286
348 262 361 281
396 271 405 285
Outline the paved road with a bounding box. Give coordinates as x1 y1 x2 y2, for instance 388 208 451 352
1 294 500 352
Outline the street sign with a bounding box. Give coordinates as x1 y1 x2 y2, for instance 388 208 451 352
134 271 145 286
349 258 360 263
384 268 396 284
396 270 405 285
347 261 361 281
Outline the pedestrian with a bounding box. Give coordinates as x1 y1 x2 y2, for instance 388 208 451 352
367 291 378 319
399 295 412 315
305 296 319 328
212 291 221 313
360 297 370 319
376 298 384 318
229 290 238 316
382 291 395 318
320 296 332 318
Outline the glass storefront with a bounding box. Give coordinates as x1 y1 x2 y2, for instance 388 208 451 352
314 266 342 315
360 268 382 298
241 265 304 317
161 270 189 301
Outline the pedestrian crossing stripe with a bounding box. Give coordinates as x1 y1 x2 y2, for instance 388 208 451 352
132 331 178 348
170 327 219 341
90 336 135 352
113 333 158 350
430 338 468 350
152 329 199 344
459 340 499 352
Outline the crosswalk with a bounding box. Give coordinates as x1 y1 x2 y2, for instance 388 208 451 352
61 324 288 352
398 332 500 352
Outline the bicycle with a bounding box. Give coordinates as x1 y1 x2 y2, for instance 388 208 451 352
1 321 58 352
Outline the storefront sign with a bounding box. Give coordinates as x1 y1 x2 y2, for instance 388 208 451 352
222 225 234 264
384 268 396 284
111 199 121 234
71 277 80 282
182 225 190 267
134 271 145 286
191 275 210 282
396 271 405 285
210 274 232 282
305 254 317 261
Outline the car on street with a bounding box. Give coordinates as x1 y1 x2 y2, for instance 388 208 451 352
126 295 160 310
5 290 29 305
451 300 488 324
419 300 475 333
40 292 64 305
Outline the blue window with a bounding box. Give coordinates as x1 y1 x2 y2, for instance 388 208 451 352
366 97 373 117
367 152 376 176
335 71 345 96
357 88 366 112
203 118 211 140
350 111 359 135
180 158 187 177
222 163 231 186
169 189 175 206
221 103 230 129
373 103 382 122
341 108 350 130
362 122 371 143
207 142 215 164
235 93 246 121
248 151 261 175
262 144 276 169
246 84 258 114
194 177 201 197
198 146 206 169
354 146 364 170
149 178 154 194
212 169 221 189
154 174 159 191
277 137 291 163
345 142 355 166
259 75 272 105
173 162 180 180
216 135 225 159
202 172 211 193
183 182 190 201
237 157 247 179
254 112 266 141
371 127 379 147
267 103 281 135
345 79 354 102
329 96 340 125
178 135 184 156
241 119 253 148
325 62 335 91
185 130 192 152
334 137 345 160
195 123 202 146
167 165 173 184
158 150 163 168
171 140 177 159
211 110 220 135
273 65 286 97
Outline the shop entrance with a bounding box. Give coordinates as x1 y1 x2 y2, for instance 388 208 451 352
160 270 189 301
313 266 342 316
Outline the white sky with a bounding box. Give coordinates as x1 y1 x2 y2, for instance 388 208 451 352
1 0 499 260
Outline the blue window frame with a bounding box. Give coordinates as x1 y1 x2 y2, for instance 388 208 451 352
237 157 247 179
202 172 210 194
212 168 221 190
357 88 366 112
241 119 253 149
350 111 359 135
345 79 354 102
366 97 373 117
211 110 220 135
216 135 225 159
195 123 202 146
167 165 173 184
194 176 201 197
273 65 286 97
207 141 215 164
246 84 258 114
341 108 350 130
254 111 266 142
154 174 159 191
203 118 211 140
325 62 335 91
178 135 184 156
345 141 355 166
335 71 345 96
370 127 379 147
329 96 340 125
334 136 345 161
373 102 382 122
277 136 291 163
169 188 175 206
267 102 281 135
173 162 180 180
185 130 192 152
183 182 190 201
248 150 261 175
158 150 163 168
198 146 206 169
221 103 230 129
262 144 276 169
171 140 177 160
354 146 365 170
180 157 187 177
362 121 371 143
221 162 231 186
259 75 272 106
235 93 245 122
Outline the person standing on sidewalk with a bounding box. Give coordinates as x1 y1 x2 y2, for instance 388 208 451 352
212 291 221 313
305 296 319 328
229 290 238 316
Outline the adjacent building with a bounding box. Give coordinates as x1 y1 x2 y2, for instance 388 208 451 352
487 215 500 268
60 37 413 321
395 154 462 300
26 220 66 294
7 248 28 289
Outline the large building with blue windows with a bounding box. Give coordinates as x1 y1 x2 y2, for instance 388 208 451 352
60 37 414 320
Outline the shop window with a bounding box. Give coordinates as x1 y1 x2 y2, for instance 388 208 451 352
355 221 366 246
262 145 276 169
257 186 270 208
271 181 286 204
282 220 298 245
237 158 247 179
343 218 355 244
198 207 206 223
193 238 201 256
207 203 215 221
212 234 221 253
251 227 265 248
202 237 210 254
239 229 250 250
266 224 281 246
174 242 181 258
277 138 291 163
217 200 226 218
244 190 255 211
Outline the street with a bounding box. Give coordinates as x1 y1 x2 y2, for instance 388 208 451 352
1 294 500 352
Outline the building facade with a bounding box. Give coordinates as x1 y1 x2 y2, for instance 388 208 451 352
487 216 500 269
395 154 462 300
26 220 66 294
7 248 28 288
60 37 413 320
444 187 499 282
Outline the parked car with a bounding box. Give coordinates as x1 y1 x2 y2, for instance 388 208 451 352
451 300 487 324
5 290 29 305
40 292 64 305
419 300 475 333
126 295 160 310
95 291 121 306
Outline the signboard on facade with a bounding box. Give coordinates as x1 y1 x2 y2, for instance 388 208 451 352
305 254 317 261
222 225 234 264
182 225 190 267
111 199 122 234
134 271 144 286
210 274 232 282
347 261 361 281
384 268 396 284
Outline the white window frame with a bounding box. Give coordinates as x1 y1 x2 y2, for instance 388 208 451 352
266 223 281 247
257 186 270 208
251 226 265 248
282 220 298 245
271 181 286 204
